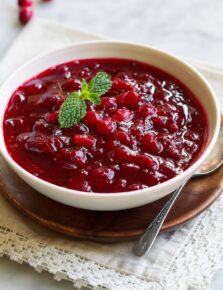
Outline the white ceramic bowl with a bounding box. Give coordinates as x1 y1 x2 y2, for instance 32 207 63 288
0 41 220 211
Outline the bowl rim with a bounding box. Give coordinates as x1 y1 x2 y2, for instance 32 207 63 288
0 39 221 199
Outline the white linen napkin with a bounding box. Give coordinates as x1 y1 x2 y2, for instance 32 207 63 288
0 18 222 290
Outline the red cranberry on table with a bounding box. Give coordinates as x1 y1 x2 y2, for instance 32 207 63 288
18 0 54 25
19 7 33 24
18 0 32 7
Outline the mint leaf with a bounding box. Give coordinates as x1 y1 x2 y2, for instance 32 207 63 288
58 72 112 128
59 92 86 128
89 72 112 96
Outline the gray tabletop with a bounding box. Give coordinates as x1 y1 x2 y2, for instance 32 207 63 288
0 0 223 289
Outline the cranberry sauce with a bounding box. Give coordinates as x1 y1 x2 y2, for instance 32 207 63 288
3 58 208 193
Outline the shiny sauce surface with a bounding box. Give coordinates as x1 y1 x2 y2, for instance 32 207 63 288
3 58 208 193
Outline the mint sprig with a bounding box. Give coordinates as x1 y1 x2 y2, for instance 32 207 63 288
59 72 112 128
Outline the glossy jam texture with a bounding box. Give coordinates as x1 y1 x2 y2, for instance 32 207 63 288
3 58 208 193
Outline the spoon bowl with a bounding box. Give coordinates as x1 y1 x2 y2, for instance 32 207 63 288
195 128 223 176
133 127 223 257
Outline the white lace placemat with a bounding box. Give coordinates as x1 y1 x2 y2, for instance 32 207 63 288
0 18 223 290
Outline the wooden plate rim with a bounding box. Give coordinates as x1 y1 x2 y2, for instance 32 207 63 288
3 185 222 242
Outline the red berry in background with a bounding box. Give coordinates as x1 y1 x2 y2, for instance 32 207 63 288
18 0 32 7
19 7 33 24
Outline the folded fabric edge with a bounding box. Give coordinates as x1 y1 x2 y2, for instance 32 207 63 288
0 17 105 65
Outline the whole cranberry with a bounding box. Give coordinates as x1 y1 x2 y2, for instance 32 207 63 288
116 90 140 107
111 78 132 91
90 166 115 186
68 176 91 192
114 178 127 192
19 7 33 24
46 136 63 154
152 116 167 127
24 133 47 154
74 123 89 134
82 111 100 128
113 108 133 122
96 117 116 136
130 120 144 140
12 92 26 107
133 154 156 170
113 146 135 163
18 0 32 7
33 119 51 134
112 131 131 145
61 79 81 92
44 111 59 124
21 80 45 95
167 122 179 133
72 134 96 148
40 94 61 109
138 104 156 117
70 149 87 166
141 133 163 154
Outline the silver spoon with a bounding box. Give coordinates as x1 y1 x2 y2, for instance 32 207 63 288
133 127 223 257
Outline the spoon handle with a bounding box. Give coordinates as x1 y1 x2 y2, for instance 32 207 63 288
133 183 186 257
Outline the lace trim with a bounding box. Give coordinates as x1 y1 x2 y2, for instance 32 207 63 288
0 225 163 290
